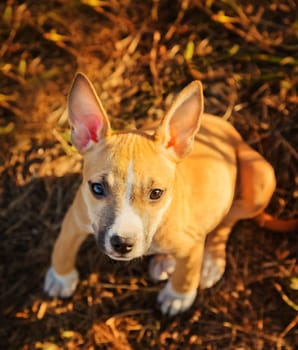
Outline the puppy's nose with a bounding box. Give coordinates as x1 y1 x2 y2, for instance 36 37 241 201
110 235 134 254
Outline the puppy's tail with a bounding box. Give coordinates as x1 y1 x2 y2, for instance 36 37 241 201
255 212 298 232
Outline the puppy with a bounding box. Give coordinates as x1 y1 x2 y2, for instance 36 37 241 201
44 73 276 316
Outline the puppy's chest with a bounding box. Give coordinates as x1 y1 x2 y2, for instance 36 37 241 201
145 243 165 255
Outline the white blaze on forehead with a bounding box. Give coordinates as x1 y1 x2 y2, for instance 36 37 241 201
118 160 142 235
125 160 134 201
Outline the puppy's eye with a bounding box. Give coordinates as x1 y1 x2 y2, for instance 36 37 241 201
89 182 106 198
149 188 164 201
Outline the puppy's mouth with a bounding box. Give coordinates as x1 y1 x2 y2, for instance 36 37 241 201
106 253 135 261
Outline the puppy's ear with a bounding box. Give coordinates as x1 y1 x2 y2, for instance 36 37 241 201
155 81 204 161
67 73 111 153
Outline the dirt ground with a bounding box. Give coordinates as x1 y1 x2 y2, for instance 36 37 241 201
0 1 297 349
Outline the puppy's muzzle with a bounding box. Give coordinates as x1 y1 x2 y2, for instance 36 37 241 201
110 235 135 255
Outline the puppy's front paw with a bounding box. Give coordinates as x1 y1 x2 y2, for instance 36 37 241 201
44 267 79 298
149 255 176 281
157 281 197 316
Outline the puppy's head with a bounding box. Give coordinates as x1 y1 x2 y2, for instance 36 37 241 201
67 73 203 261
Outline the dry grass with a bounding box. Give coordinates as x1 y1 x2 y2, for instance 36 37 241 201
0 1 297 349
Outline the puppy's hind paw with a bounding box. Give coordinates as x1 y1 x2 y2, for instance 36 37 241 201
44 267 79 298
149 255 176 282
200 251 225 289
157 281 197 316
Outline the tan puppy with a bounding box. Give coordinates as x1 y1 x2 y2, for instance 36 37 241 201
44 73 276 315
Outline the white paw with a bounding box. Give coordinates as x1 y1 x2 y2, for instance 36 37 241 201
200 251 225 289
157 281 197 316
44 267 79 298
149 255 176 281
